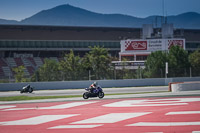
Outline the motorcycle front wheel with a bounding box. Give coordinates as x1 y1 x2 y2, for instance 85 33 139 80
98 92 104 99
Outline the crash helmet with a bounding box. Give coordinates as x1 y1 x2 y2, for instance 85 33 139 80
93 81 98 87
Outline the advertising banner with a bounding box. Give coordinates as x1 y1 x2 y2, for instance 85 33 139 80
124 40 147 51
121 39 185 52
148 39 163 51
167 39 185 49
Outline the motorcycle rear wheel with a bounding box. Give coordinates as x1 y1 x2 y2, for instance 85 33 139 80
29 88 33 93
83 92 89 99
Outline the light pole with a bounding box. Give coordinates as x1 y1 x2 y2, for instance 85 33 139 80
165 62 168 78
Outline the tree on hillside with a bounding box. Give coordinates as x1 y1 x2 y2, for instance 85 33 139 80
189 50 200 76
12 65 27 82
168 45 190 77
59 50 83 80
144 46 190 78
38 58 61 81
83 46 111 80
144 51 167 78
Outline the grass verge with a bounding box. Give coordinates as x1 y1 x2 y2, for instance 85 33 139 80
0 95 82 101
0 91 169 101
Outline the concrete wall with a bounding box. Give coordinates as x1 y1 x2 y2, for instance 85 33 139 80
172 82 200 92
0 77 200 91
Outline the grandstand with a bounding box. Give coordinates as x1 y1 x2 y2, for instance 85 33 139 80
0 24 200 79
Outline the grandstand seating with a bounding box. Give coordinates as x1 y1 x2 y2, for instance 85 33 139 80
21 58 31 66
2 66 12 77
0 58 8 77
27 57 37 66
6 58 17 67
34 57 44 67
0 58 7 66
0 67 5 77
26 66 34 75
23 67 30 76
49 57 59 62
0 57 59 79
14 58 24 66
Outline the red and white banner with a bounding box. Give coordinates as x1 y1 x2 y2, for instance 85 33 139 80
125 41 147 51
168 39 184 49
121 39 185 52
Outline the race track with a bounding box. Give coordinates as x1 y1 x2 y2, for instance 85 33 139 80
0 86 168 97
1 96 200 133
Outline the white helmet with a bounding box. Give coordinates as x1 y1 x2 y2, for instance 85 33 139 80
93 81 98 86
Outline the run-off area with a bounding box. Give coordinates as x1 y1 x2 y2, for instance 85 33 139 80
0 97 200 133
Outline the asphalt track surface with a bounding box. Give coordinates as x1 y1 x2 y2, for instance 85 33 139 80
0 86 168 97
1 96 200 133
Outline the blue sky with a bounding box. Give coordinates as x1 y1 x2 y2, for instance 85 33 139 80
1 0 200 21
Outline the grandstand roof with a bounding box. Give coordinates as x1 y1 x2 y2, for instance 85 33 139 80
0 24 140 41
0 24 200 42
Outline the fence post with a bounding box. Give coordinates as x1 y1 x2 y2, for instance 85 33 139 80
89 70 91 81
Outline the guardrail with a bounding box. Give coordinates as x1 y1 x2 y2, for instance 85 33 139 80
0 77 200 91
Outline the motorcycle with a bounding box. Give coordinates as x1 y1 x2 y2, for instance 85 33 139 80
83 86 104 99
20 85 34 93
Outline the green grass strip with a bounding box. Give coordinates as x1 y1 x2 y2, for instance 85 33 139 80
0 95 82 101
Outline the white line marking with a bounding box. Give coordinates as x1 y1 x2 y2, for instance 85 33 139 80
148 98 200 103
49 124 103 129
103 100 187 107
0 114 79 125
72 112 151 124
103 98 200 107
145 132 163 133
3 108 36 111
3 101 98 111
166 111 200 115
103 100 147 107
0 105 16 109
127 122 200 126
193 131 200 133
39 101 98 109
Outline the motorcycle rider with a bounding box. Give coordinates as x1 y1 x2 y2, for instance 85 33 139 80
83 81 104 99
89 81 98 93
20 84 34 93
27 84 31 89
26 84 31 90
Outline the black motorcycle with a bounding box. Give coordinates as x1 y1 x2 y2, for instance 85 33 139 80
20 85 34 93
83 86 104 99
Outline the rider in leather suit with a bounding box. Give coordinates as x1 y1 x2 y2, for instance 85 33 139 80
89 81 98 93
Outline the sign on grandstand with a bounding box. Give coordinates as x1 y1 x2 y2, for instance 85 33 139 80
14 53 33 58
121 39 185 52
